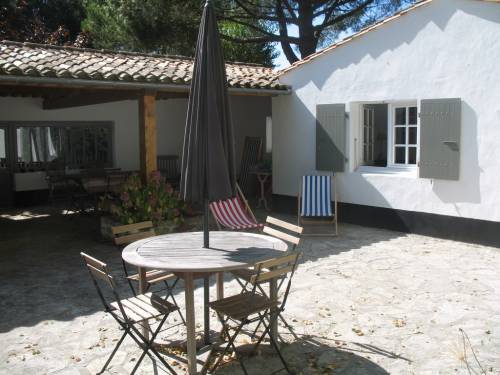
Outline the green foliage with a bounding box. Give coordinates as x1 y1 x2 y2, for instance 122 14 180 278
100 171 186 225
82 0 277 66
0 0 87 45
220 21 277 66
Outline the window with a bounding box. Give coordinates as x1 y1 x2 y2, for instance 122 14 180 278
392 105 418 165
265 116 272 153
15 123 112 172
358 102 418 171
360 104 388 167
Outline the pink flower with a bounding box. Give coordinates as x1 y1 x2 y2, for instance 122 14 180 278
165 183 174 195
121 191 130 202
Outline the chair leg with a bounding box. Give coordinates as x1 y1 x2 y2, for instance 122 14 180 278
260 318 293 374
129 315 177 375
163 278 186 325
122 260 137 295
279 313 299 340
97 330 127 374
211 315 246 374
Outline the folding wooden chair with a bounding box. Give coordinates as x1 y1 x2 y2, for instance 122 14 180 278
80 253 178 375
208 252 301 375
298 174 338 236
209 184 263 231
231 216 303 339
112 221 185 324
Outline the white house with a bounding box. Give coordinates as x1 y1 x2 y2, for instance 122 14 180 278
1 0 499 246
272 0 500 245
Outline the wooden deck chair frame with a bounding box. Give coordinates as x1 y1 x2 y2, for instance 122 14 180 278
238 136 263 196
210 183 259 231
298 174 338 236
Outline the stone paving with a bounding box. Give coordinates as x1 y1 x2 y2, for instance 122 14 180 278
0 207 499 375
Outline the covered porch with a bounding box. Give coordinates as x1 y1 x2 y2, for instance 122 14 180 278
0 41 289 206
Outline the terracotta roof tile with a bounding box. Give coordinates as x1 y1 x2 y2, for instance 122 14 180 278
0 41 288 92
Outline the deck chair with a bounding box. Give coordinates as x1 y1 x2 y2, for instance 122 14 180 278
238 136 263 196
112 221 185 324
209 184 263 231
208 252 301 375
298 174 338 236
157 155 180 187
80 253 178 375
231 216 303 340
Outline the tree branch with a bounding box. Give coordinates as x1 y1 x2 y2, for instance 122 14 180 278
315 0 375 30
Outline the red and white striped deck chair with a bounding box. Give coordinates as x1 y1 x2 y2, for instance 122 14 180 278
209 185 263 231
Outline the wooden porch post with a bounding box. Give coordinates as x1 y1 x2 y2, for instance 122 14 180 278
139 91 157 182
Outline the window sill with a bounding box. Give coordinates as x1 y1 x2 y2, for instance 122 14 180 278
355 165 418 177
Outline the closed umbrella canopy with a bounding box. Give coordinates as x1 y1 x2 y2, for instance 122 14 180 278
180 0 236 247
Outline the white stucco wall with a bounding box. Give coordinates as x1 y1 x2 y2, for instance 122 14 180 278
0 94 270 190
272 0 500 222
156 96 270 169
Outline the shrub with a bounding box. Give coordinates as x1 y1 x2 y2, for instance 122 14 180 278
100 171 185 225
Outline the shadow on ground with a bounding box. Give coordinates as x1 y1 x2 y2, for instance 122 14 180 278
0 205 404 334
212 334 397 375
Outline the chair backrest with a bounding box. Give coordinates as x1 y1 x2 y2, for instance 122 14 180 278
157 155 179 179
238 136 263 195
111 221 155 246
262 216 303 248
80 252 117 309
300 175 334 217
80 252 130 322
250 252 301 308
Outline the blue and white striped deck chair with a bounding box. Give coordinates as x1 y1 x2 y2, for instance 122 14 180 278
298 175 338 235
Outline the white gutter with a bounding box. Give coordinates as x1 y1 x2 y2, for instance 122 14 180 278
0 75 291 96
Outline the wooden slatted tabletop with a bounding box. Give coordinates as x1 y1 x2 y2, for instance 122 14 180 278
122 231 287 271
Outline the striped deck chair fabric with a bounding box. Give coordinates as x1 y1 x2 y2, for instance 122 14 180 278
210 196 263 230
300 175 333 217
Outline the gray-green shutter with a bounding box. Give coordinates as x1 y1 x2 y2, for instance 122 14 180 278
316 103 346 172
419 98 461 180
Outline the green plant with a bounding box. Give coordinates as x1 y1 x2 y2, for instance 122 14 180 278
100 171 185 225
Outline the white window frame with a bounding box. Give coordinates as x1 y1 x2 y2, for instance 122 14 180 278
352 100 419 175
388 101 419 169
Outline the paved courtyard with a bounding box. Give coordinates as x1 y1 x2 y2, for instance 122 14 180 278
0 207 499 374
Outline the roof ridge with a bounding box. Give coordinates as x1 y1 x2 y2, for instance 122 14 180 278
0 40 271 69
278 0 433 75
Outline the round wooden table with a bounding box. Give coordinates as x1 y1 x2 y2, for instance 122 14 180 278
122 231 288 375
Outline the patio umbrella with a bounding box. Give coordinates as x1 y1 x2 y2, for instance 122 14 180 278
180 0 236 249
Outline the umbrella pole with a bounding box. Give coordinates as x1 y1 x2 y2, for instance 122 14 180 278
203 197 211 344
203 200 209 248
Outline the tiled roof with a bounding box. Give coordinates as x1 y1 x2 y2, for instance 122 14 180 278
279 0 434 75
0 41 288 91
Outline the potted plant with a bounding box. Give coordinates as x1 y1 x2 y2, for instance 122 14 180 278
99 171 186 239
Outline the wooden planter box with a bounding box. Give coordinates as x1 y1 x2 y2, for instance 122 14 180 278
100 216 178 241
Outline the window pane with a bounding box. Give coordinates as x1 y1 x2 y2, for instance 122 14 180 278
409 127 417 145
0 128 6 169
395 108 406 125
409 107 417 125
16 127 48 171
395 127 406 144
395 147 406 164
408 147 417 164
